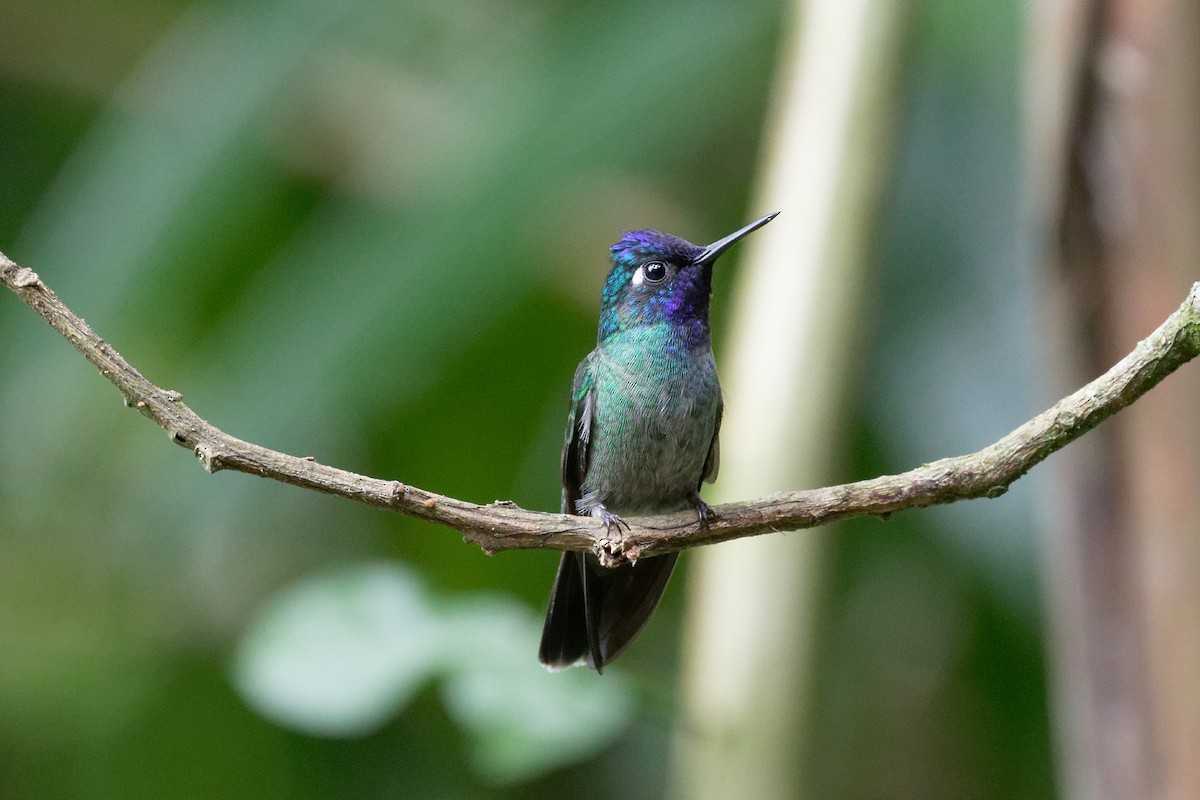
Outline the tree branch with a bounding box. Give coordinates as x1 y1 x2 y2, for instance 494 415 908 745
4 249 1200 565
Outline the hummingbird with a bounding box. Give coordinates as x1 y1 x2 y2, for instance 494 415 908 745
538 212 779 672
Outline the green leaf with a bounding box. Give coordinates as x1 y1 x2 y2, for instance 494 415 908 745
232 565 635 783
231 562 439 737
438 596 636 785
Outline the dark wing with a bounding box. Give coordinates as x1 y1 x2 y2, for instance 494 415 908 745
699 397 723 488
541 356 603 669
560 356 595 515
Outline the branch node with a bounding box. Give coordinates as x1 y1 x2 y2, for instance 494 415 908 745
164 390 183 402
1055 410 1077 429
597 539 620 568
11 267 41 288
390 481 409 501
597 537 640 568
195 443 224 473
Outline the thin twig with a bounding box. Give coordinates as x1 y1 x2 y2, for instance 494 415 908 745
4 249 1200 565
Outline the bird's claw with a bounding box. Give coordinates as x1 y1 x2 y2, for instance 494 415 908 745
596 507 630 537
691 495 716 529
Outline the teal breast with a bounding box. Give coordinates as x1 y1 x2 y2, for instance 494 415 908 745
578 324 721 516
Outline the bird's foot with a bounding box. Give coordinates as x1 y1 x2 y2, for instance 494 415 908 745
690 493 716 529
592 505 630 537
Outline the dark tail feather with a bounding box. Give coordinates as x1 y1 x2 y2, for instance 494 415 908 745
538 553 596 668
538 552 679 672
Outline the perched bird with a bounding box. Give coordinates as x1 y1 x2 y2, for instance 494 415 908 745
538 212 779 672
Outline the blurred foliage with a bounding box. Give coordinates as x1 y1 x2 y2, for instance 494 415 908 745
234 562 634 783
0 0 1050 798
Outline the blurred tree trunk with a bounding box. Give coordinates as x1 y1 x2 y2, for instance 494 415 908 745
669 1 906 798
1034 1 1200 799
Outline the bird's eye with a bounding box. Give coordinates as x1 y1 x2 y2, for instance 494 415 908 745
643 262 668 283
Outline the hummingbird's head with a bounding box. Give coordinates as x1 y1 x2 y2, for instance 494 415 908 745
597 213 778 343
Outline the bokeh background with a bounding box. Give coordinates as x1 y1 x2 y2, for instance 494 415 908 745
2 1 1197 798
